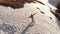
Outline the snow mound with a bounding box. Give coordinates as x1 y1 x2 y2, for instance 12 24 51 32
0 0 60 34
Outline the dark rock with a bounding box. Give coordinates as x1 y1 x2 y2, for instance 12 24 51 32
56 2 60 13
0 0 37 8
50 9 60 20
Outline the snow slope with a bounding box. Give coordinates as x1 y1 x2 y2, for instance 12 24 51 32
0 0 60 34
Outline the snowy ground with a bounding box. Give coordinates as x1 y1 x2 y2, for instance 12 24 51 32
0 0 60 34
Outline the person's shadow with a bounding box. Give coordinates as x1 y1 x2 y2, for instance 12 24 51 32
21 22 34 34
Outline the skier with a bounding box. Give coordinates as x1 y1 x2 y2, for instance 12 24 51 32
29 13 37 24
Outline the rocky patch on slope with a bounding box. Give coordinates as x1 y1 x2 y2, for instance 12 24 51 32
0 0 46 8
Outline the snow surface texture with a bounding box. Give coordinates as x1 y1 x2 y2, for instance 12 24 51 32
0 0 60 34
